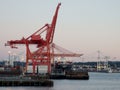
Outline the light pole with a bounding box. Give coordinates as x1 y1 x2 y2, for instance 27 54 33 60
97 50 100 71
12 53 16 67
8 51 11 65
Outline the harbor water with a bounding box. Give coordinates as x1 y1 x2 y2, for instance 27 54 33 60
0 72 120 90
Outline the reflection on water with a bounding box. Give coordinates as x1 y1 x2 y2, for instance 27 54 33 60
0 72 120 90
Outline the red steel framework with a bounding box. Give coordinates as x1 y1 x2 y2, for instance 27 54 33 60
33 43 83 64
33 43 83 58
5 3 61 74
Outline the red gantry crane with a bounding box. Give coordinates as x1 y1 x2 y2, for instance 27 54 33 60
5 3 61 74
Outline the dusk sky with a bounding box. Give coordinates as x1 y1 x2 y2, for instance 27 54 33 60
0 0 120 61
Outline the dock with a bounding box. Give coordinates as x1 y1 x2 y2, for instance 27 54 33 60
0 76 53 87
50 70 89 80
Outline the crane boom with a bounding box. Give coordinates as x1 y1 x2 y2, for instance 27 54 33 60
32 43 83 57
46 3 61 43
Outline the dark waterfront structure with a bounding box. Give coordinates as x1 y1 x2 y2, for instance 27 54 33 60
50 61 89 80
0 76 53 87
50 70 89 80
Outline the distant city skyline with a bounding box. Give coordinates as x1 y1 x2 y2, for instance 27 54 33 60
0 0 120 61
